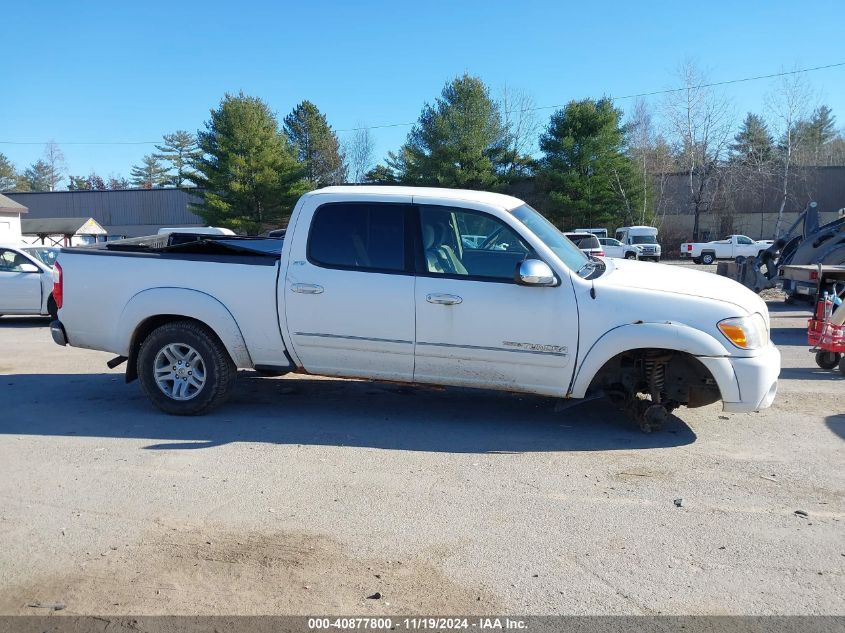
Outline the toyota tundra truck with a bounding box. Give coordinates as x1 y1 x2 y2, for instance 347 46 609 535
50 186 780 430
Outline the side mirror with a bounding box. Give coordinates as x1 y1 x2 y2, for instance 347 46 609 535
19 263 40 273
516 259 556 286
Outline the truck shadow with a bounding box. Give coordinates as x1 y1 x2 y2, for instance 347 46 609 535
0 316 51 329
0 372 697 453
825 414 845 441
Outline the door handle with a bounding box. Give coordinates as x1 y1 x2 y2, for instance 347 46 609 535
291 283 324 294
426 293 462 305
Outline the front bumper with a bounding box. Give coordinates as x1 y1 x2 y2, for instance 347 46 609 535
721 342 781 413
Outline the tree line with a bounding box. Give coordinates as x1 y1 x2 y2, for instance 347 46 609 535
1 63 842 238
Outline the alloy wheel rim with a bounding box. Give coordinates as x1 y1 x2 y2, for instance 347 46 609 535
153 343 207 401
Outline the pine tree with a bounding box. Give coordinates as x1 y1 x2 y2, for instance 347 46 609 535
68 172 108 191
283 101 346 186
130 155 169 189
0 153 17 191
67 175 92 190
808 105 837 146
394 74 509 188
155 130 201 186
24 160 52 191
730 113 774 168
537 98 640 229
191 92 310 233
794 105 838 165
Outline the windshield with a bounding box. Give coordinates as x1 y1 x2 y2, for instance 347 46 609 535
511 204 589 273
23 247 59 268
631 235 657 245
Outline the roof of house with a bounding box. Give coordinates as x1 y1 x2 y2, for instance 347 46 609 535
0 193 28 213
21 217 106 235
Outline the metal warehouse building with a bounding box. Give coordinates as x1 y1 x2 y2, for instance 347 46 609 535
4 188 204 239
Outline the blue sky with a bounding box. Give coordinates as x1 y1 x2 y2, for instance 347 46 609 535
2 0 844 183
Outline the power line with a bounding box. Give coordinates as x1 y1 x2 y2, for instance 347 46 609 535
336 61 845 130
0 139 160 146
2 61 843 145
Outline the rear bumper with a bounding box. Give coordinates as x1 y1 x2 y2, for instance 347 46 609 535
50 320 67 346
721 343 781 413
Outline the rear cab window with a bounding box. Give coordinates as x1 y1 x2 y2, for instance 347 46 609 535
307 202 408 273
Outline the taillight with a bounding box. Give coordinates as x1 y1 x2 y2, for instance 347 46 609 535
686 244 693 251
596 251 605 257
53 261 63 309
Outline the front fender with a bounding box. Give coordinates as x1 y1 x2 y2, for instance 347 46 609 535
568 322 739 401
116 287 252 367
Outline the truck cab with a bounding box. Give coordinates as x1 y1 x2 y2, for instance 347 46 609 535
615 226 661 261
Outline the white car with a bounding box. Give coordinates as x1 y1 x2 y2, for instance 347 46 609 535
598 237 639 260
51 187 779 430
0 243 60 318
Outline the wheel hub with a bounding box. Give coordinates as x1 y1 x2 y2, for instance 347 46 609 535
153 343 207 401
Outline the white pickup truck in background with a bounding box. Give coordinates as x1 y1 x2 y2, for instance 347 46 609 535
680 235 774 265
50 187 780 431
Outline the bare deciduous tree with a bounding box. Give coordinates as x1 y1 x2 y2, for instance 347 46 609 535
766 70 814 236
626 98 676 226
343 124 376 184
499 85 541 177
663 61 734 240
43 140 66 191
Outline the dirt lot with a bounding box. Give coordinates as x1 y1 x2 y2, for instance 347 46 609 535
0 266 843 616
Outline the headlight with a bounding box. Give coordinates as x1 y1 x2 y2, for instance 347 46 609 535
718 313 768 350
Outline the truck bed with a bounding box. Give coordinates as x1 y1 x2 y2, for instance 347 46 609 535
79 232 283 259
57 234 288 368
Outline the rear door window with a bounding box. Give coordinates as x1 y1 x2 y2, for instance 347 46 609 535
308 203 407 272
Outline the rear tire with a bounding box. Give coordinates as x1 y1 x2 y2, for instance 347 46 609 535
137 320 236 415
701 253 715 265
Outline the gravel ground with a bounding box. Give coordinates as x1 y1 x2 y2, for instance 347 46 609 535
0 264 842 616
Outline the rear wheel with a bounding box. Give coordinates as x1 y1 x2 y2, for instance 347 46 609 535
137 320 236 415
701 253 715 265
815 350 840 370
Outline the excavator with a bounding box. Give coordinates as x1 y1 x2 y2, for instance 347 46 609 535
719 202 845 301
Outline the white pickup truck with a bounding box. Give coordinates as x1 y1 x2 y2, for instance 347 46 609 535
50 187 780 431
680 235 773 265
